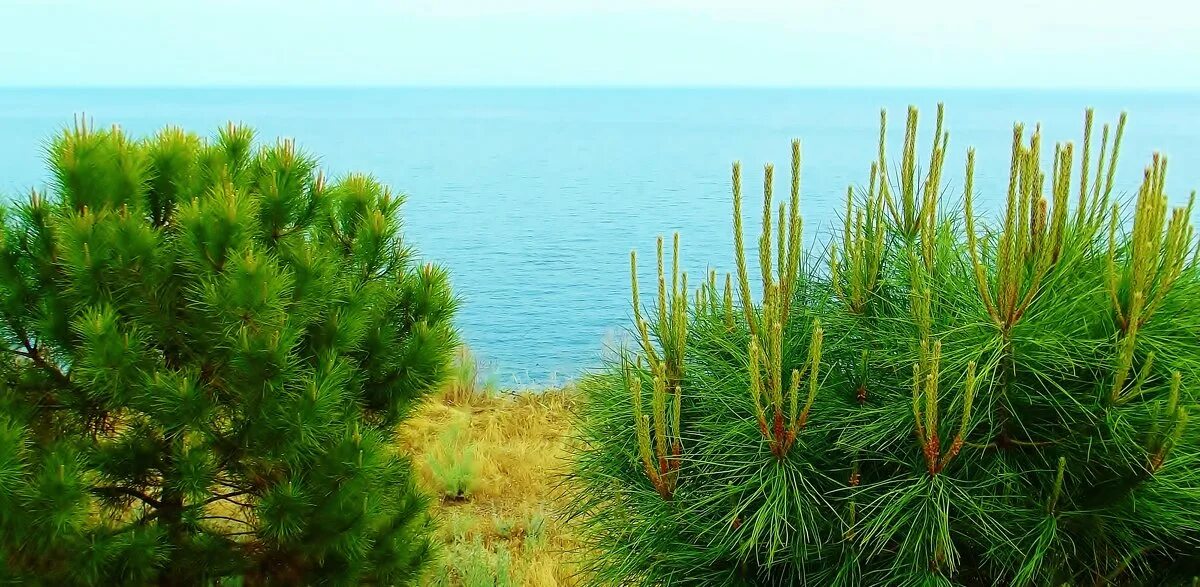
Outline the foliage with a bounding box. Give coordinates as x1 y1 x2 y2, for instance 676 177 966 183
569 106 1200 585
426 417 480 500
459 539 497 587
443 346 485 405
0 120 458 584
404 388 582 586
427 538 514 587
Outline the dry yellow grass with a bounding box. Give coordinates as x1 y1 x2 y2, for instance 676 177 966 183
402 385 582 586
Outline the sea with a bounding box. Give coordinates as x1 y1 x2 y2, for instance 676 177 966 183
1 88 1198 385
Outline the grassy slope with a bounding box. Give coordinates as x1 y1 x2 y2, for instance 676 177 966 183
402 387 582 586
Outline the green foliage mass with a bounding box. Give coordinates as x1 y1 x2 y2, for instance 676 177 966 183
570 107 1200 586
425 418 479 501
0 120 457 585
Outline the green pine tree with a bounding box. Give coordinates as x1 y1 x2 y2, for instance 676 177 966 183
0 119 457 585
570 107 1200 585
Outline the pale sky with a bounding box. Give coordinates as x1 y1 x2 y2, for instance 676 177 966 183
2 0 1197 88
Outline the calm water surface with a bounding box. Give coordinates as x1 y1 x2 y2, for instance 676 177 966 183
2 88 1198 383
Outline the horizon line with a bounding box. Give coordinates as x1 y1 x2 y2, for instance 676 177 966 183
2 84 1199 93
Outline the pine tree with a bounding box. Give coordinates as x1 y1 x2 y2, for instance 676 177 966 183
0 120 457 585
570 107 1200 585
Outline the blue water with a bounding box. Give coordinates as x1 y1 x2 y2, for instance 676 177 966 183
2 88 1199 384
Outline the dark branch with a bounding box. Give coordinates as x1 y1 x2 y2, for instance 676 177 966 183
6 330 77 397
213 478 253 493
108 510 161 537
3 347 35 360
201 490 252 507
92 486 162 509
200 515 255 528
219 530 258 538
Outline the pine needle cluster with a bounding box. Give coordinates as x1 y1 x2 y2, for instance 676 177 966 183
0 120 458 584
569 106 1200 586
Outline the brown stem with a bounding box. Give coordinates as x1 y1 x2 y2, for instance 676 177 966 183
938 436 964 473
201 490 253 507
199 515 255 528
924 433 940 475
91 486 162 509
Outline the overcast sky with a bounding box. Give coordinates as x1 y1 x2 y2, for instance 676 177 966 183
2 0 1196 88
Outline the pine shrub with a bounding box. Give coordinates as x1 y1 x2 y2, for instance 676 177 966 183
0 120 458 584
570 106 1200 585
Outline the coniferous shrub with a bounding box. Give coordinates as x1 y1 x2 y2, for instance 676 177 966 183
569 107 1200 585
0 120 457 584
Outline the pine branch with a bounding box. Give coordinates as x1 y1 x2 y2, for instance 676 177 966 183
92 486 162 509
201 490 253 507
12 338 73 390
199 515 255 528
108 509 163 537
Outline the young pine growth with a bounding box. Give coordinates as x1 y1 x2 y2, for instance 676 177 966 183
572 106 1200 586
964 113 1122 335
1107 155 1196 403
1147 372 1189 473
911 342 977 476
623 357 682 500
631 234 688 390
964 125 1054 332
1108 155 1195 332
626 234 688 498
880 104 949 240
747 321 822 458
831 166 887 314
731 149 823 458
1075 110 1128 231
